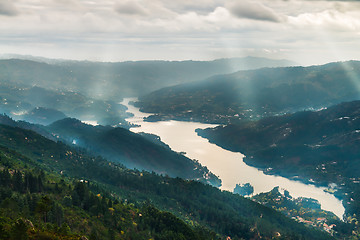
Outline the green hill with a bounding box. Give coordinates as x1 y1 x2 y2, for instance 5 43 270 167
22 107 67 125
0 145 217 240
0 122 334 239
136 61 360 123
0 114 220 186
197 100 360 217
46 117 220 185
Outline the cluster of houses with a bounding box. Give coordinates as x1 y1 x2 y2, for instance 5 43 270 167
293 216 336 234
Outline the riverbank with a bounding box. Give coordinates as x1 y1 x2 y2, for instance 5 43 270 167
122 98 345 219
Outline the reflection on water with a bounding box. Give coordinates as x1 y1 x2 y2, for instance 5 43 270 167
121 98 345 219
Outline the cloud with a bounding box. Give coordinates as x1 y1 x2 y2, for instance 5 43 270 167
115 1 148 16
1 0 360 65
0 0 18 16
160 0 223 14
226 0 283 22
288 9 360 32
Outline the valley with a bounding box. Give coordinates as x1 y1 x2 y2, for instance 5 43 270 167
1 56 360 239
3 0 360 238
0 115 334 239
122 98 345 219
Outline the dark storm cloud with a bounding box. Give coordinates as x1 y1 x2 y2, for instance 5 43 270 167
227 1 283 22
114 1 147 16
0 0 18 16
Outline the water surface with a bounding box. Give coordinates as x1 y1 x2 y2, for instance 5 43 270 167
122 98 345 219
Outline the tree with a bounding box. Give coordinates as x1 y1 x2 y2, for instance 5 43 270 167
25 172 39 193
49 203 64 227
59 223 71 235
37 175 44 192
75 182 86 202
13 170 24 193
36 195 52 223
71 191 81 207
233 183 254 196
10 219 28 240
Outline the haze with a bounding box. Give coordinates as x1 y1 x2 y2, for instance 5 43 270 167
1 0 360 65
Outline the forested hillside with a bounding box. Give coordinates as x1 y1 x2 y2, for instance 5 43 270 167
0 122 334 239
197 100 360 218
0 114 219 185
137 61 360 124
46 118 220 185
0 146 218 240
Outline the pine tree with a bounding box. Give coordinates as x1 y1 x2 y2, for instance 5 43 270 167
13 170 24 193
36 195 52 223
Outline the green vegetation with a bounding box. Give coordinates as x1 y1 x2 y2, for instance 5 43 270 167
136 61 360 124
197 100 360 185
234 183 254 196
0 148 216 239
0 122 334 239
2 57 359 238
251 187 347 238
46 118 220 185
197 100 360 230
0 111 220 186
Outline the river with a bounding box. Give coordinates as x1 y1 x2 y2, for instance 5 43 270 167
121 98 345 219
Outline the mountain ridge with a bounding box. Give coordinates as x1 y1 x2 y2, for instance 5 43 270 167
0 114 220 186
197 100 360 217
136 60 360 124
0 56 297 99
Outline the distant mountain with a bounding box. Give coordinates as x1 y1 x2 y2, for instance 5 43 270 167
0 53 68 64
0 114 55 140
197 100 360 215
136 61 360 123
0 57 296 99
0 82 130 127
22 107 67 125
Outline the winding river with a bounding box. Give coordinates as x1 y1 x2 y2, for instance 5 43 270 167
122 98 345 219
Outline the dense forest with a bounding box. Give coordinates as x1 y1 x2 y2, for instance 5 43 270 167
1 57 360 239
0 114 220 186
0 147 218 239
0 120 334 239
197 100 360 218
46 117 220 186
136 61 360 124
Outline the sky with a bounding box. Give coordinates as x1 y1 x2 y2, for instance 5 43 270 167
1 0 360 65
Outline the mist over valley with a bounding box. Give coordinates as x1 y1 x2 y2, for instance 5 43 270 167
2 0 360 238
